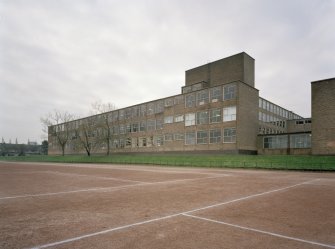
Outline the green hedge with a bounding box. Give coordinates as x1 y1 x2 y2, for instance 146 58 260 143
0 154 334 171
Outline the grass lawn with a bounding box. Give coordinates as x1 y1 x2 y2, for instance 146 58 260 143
0 154 334 171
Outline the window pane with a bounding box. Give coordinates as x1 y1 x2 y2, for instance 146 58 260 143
210 109 221 123
223 84 236 100
174 133 184 141
185 132 196 145
164 116 174 124
185 113 196 126
290 134 311 148
210 87 222 102
223 128 236 143
196 111 209 125
147 120 156 131
263 135 288 149
185 94 196 108
174 115 184 122
164 133 173 141
197 90 209 106
197 131 208 144
223 106 236 121
210 129 221 143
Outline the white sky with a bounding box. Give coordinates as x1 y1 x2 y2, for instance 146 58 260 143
1 0 334 144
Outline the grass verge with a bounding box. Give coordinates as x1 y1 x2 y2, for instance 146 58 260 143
0 154 335 171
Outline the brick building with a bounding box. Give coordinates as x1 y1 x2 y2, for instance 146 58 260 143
48 52 335 155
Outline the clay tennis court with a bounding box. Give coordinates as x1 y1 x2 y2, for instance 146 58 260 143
0 161 334 249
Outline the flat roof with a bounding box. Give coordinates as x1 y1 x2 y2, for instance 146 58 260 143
311 77 335 84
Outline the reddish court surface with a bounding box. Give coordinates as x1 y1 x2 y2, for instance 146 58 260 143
0 162 334 249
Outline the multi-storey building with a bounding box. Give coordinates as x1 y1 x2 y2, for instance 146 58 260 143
48 52 335 155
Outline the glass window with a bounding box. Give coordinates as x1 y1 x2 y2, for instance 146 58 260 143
210 109 221 123
197 111 209 125
140 104 147 116
139 121 146 132
119 110 125 120
185 132 196 145
290 134 311 148
174 95 184 105
112 139 119 148
126 124 131 133
197 131 208 144
132 123 139 133
112 111 118 122
112 125 119 135
185 113 196 126
119 138 125 148
165 98 174 107
147 136 154 147
262 100 266 110
156 119 163 130
147 103 155 115
132 106 139 118
223 106 236 121
210 129 221 144
174 115 184 122
164 116 174 124
139 137 147 147
155 101 164 114
223 128 236 143
210 87 222 102
197 90 209 106
154 135 164 146
132 137 138 148
125 108 131 119
263 135 288 149
185 94 196 108
147 120 156 131
174 133 184 141
223 84 236 100
125 137 132 147
164 134 173 141
119 124 125 134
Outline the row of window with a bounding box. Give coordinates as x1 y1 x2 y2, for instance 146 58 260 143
263 134 311 149
259 98 302 120
185 84 236 108
110 128 236 148
295 119 312 125
106 107 237 135
258 127 285 135
259 112 286 128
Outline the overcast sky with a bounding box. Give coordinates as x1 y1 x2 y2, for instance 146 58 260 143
1 0 334 144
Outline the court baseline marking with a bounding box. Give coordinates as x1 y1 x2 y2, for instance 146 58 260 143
29 178 321 249
183 214 335 249
0 175 227 200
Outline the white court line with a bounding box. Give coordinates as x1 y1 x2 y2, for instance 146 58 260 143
183 214 335 249
38 171 146 184
28 178 318 249
1 161 230 177
0 175 227 200
0 170 146 184
181 178 321 214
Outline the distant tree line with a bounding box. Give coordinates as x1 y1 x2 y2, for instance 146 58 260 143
0 140 48 156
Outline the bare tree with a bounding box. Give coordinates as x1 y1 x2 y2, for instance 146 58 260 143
41 110 75 156
90 101 116 155
74 117 102 156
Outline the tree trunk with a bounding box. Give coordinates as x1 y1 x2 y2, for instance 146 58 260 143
106 139 110 156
